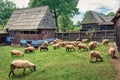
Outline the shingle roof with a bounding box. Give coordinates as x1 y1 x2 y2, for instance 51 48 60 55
5 6 57 30
82 11 114 25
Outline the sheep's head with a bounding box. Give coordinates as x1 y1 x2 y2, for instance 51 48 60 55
32 65 36 71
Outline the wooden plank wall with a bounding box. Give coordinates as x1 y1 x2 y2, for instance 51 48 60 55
55 30 115 42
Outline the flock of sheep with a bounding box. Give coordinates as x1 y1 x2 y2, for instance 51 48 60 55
8 38 116 77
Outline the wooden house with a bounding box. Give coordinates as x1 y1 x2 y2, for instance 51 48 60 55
81 11 114 31
5 6 57 44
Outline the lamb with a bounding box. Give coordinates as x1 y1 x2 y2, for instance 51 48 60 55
102 39 109 46
78 43 89 52
24 46 35 53
8 60 36 77
108 47 116 58
89 51 103 62
11 50 24 57
66 45 76 52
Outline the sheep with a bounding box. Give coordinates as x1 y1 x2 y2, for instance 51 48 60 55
66 45 76 52
89 51 103 62
11 50 24 57
78 43 89 52
26 44 31 47
108 47 116 58
40 45 48 51
24 46 35 53
102 39 109 46
42 41 48 46
8 60 36 77
53 43 61 50
89 41 99 50
82 39 88 43
76 38 81 41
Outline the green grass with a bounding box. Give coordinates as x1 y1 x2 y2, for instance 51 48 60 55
0 43 115 80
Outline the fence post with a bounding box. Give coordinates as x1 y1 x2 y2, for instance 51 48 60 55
62 33 63 40
69 32 70 41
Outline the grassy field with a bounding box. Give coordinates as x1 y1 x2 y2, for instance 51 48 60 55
0 43 115 80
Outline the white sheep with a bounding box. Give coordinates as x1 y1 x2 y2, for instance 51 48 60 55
8 60 36 77
11 50 24 57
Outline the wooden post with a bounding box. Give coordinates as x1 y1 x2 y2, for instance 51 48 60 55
69 32 70 41
62 33 64 40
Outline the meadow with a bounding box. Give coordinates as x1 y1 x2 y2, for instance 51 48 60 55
0 43 115 80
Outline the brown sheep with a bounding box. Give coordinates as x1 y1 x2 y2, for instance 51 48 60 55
66 45 76 52
102 39 109 46
42 41 48 46
40 45 48 51
53 43 61 50
78 43 89 52
24 46 35 53
26 44 31 47
89 51 103 62
82 39 88 43
76 38 81 41
8 60 36 77
108 47 116 58
11 50 24 57
89 41 99 50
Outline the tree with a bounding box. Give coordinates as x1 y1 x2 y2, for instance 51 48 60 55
106 12 115 17
0 0 16 26
28 0 79 32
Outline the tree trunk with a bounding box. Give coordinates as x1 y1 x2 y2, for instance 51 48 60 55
53 9 59 32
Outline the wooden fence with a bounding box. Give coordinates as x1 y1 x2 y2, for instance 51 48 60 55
55 30 115 42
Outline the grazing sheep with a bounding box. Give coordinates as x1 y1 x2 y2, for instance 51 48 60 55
66 45 76 52
89 41 99 50
24 46 35 53
89 51 103 62
76 38 81 41
66 42 76 47
40 45 48 51
8 60 36 77
11 50 24 57
82 39 88 43
102 39 109 46
78 43 89 52
42 41 48 46
108 47 116 58
26 44 31 47
53 43 61 50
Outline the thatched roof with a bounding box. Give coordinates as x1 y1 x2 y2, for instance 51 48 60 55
82 11 114 25
5 6 57 30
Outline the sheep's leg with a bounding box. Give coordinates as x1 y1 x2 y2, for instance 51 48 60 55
23 68 26 74
96 58 98 62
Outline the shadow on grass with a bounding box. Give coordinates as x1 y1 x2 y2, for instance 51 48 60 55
90 60 104 63
9 71 35 79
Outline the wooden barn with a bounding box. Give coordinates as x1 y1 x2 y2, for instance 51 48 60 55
81 11 114 31
111 8 120 51
5 6 57 44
